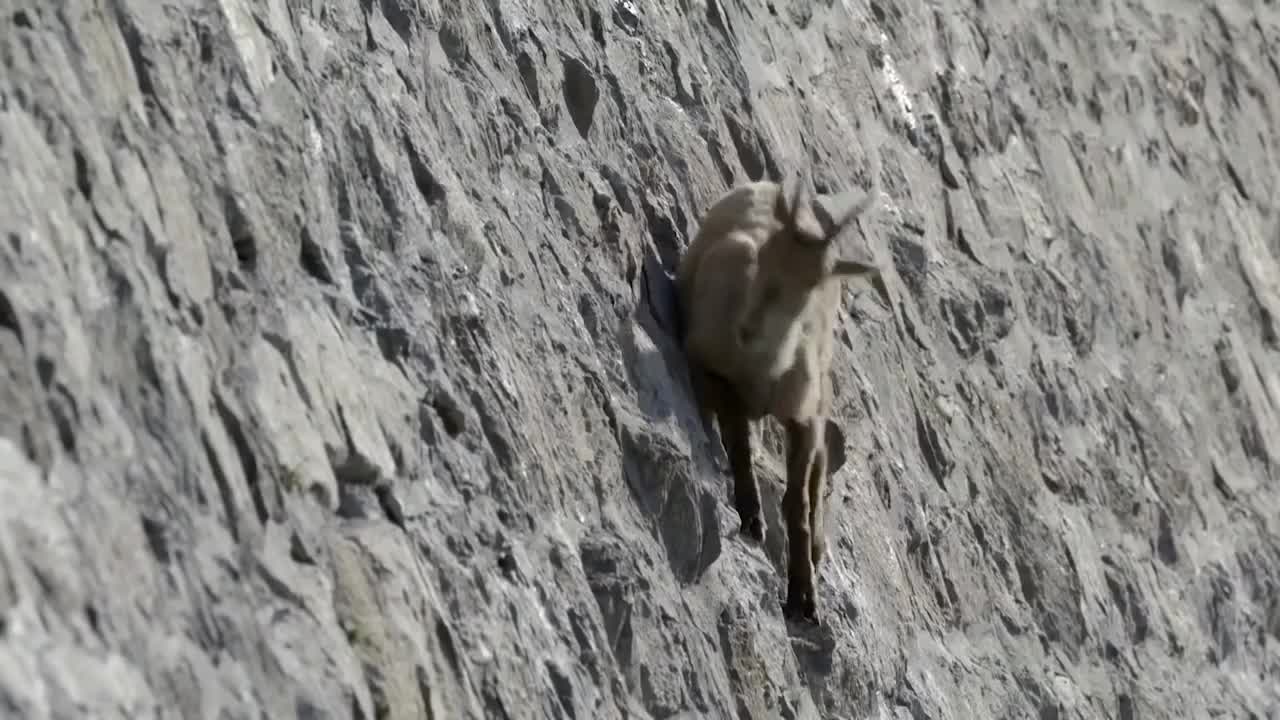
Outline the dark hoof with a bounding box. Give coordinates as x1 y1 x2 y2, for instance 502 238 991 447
811 540 826 568
740 514 765 543
782 592 819 625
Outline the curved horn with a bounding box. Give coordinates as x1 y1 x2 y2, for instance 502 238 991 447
782 169 829 245
788 170 809 227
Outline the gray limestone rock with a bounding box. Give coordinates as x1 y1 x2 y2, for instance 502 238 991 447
2 1 1279 718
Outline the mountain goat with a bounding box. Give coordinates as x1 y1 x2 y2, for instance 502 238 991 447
675 160 880 623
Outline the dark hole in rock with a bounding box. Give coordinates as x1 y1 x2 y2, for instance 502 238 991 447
431 390 466 437
299 227 334 284
562 55 600 139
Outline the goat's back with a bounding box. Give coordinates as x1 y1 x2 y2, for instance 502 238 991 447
675 181 783 296
692 180 784 248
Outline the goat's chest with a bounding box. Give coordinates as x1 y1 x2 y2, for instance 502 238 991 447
735 319 823 420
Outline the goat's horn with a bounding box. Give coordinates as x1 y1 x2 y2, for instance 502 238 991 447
776 173 796 221
788 172 809 227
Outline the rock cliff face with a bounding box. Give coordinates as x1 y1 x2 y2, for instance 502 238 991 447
3 0 1279 718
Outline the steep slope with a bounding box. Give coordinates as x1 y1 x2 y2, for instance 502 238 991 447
2 0 1278 718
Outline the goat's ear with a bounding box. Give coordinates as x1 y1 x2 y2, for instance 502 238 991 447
832 259 879 277
824 189 878 242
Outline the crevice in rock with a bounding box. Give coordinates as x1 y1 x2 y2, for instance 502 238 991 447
562 55 599 139
213 390 268 525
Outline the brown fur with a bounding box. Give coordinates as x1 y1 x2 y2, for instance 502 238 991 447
676 162 880 623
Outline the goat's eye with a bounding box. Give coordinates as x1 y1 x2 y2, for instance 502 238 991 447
761 283 780 302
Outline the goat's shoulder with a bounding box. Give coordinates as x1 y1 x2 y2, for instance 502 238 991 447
677 179 782 302
676 226 757 297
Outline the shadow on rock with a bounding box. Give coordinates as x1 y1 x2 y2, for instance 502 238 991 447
623 250 703 437
615 412 723 585
788 624 838 694
616 248 725 584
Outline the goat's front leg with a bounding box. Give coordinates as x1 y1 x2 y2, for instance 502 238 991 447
781 418 820 623
807 441 829 575
690 364 764 542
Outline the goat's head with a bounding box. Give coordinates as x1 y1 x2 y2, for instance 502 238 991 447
738 173 878 346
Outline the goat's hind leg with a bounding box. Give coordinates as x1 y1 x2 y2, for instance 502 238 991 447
807 443 829 576
781 419 821 623
811 419 844 578
690 365 765 542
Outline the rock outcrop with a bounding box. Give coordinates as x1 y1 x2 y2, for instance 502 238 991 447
2 1 1278 718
